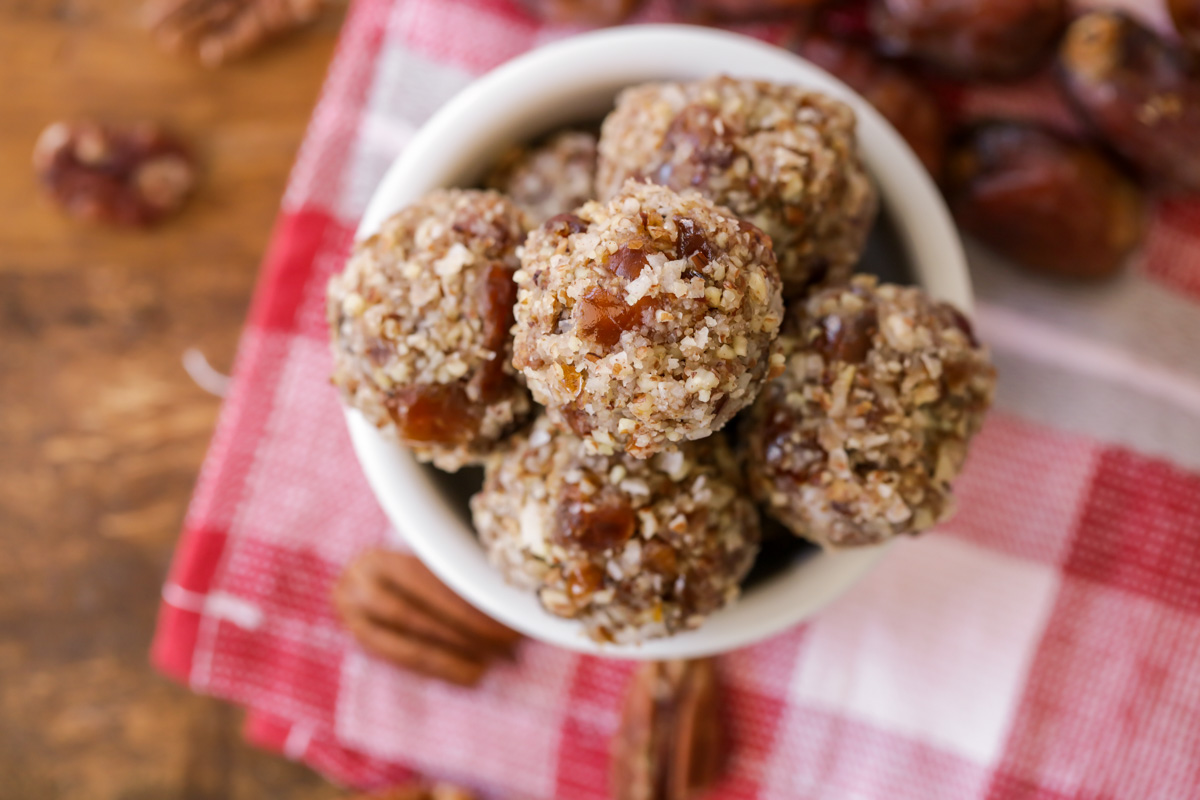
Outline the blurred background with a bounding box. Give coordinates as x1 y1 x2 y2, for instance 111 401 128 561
1 2 345 795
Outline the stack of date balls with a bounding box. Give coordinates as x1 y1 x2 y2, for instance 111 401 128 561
328 75 996 645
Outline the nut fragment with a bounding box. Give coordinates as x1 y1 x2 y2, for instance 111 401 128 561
516 0 642 25
145 0 325 67
32 120 195 227
333 549 522 687
611 659 726 800
944 121 1145 278
1058 11 1200 192
869 0 1066 80
793 33 946 175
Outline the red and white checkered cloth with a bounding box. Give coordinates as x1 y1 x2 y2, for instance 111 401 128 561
152 1 1200 796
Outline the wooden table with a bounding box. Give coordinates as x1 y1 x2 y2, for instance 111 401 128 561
0 2 347 797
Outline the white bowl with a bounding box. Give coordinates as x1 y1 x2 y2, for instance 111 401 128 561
346 24 971 659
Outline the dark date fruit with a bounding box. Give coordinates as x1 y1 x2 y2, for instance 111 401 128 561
554 485 638 553
674 0 826 21
576 287 661 348
32 120 195 226
469 263 520 403
518 0 642 25
795 33 946 175
815 307 879 364
1170 0 1200 54
869 0 1066 80
386 383 481 445
944 121 1146 279
1058 11 1200 192
605 245 651 281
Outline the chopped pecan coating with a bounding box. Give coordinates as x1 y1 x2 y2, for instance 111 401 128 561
471 417 759 643
513 180 784 458
597 76 876 296
744 276 995 549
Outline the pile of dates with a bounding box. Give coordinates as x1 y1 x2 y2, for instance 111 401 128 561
522 0 1200 279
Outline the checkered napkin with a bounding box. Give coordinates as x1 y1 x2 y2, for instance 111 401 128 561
151 0 1200 796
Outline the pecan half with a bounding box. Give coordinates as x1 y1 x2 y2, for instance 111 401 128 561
33 120 195 227
345 784 477 800
334 549 522 687
144 0 326 67
611 659 727 800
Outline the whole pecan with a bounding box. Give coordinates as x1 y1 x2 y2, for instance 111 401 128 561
344 783 477 800
611 659 727 800
33 120 195 227
144 0 326 67
334 549 522 687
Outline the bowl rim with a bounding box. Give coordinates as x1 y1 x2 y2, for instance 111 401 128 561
345 23 971 659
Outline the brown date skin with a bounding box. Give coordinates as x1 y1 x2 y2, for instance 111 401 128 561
794 33 946 175
869 0 1066 81
517 0 642 25
674 0 826 21
1058 11 1200 193
1170 0 1200 55
944 121 1146 279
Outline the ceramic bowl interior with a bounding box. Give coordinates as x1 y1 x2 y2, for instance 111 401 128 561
346 24 971 659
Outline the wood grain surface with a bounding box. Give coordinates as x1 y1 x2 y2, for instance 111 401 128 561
0 2 347 797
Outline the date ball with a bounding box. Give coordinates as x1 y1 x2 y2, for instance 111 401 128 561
596 76 877 296
471 417 760 643
484 130 597 225
512 180 785 458
743 276 995 549
328 189 533 471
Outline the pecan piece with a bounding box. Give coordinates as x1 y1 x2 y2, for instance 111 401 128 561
344 783 477 800
33 120 195 227
333 549 522 687
144 0 326 67
611 659 727 800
